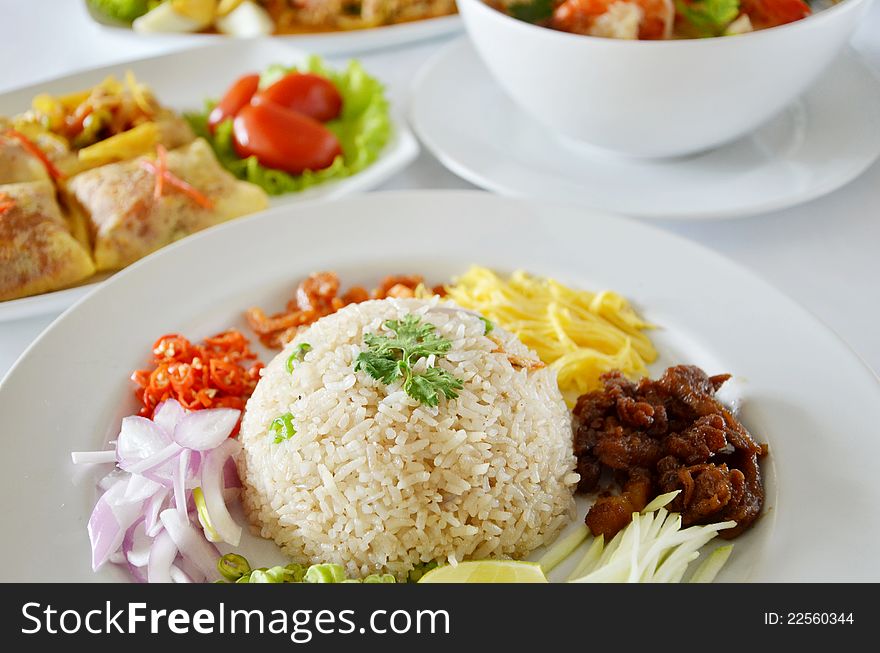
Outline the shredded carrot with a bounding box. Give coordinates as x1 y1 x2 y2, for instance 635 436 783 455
131 329 263 434
3 129 65 180
153 143 167 202
0 192 14 215
65 103 93 138
139 144 214 209
161 170 214 209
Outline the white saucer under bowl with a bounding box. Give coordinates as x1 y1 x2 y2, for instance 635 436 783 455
411 39 880 220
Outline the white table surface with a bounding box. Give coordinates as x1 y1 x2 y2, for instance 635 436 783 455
1 0 878 381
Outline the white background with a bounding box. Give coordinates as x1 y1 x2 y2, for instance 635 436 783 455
0 0 878 379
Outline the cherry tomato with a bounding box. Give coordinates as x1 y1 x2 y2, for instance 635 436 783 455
208 74 260 133
254 73 343 123
232 102 342 175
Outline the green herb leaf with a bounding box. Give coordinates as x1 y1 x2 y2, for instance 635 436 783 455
508 0 555 23
406 366 463 407
355 315 464 406
479 316 494 334
270 412 297 444
675 0 740 37
356 352 402 385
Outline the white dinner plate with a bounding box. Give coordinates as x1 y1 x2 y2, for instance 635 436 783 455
411 39 880 221
0 40 419 322
84 1 462 55
1 191 878 582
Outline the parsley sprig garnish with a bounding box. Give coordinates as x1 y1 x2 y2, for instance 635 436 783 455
355 315 464 407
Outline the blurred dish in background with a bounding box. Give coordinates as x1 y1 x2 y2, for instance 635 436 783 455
85 0 461 42
487 0 838 40
411 39 880 219
458 0 870 157
0 41 418 318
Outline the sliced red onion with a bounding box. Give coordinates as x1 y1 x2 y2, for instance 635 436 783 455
147 530 177 583
144 489 169 538
88 479 132 571
71 450 118 465
201 439 242 547
174 554 207 584
174 449 191 522
185 451 202 489
80 398 248 584
116 416 171 467
123 519 152 568
122 519 149 583
173 408 240 451
169 565 194 584
222 488 240 503
223 457 242 488
125 442 182 476
98 469 125 491
159 509 219 580
142 460 181 487
153 399 185 434
124 474 163 503
189 450 203 475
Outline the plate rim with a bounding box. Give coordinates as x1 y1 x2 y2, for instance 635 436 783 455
410 38 880 221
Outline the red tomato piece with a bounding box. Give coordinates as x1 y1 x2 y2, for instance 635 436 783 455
254 73 343 123
232 102 342 175
741 0 811 29
208 73 260 133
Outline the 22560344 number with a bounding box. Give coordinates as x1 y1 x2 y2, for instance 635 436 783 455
790 613 853 624
764 613 854 625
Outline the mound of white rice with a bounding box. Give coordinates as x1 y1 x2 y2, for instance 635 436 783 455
238 297 578 579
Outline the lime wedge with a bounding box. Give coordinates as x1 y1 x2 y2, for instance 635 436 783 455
418 561 548 583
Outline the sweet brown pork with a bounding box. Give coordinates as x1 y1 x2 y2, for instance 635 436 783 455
573 365 766 539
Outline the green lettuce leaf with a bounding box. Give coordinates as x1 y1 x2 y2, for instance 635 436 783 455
87 0 150 25
508 0 555 23
675 0 741 37
185 56 391 196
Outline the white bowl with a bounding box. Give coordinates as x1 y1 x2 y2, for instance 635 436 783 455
458 0 872 157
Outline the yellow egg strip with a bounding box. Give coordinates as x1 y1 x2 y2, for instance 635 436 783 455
445 266 657 406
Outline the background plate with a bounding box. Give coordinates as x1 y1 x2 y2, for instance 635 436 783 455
1 191 879 581
83 1 462 55
0 39 419 321
411 39 880 221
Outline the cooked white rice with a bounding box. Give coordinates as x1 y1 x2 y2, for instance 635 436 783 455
238 297 579 579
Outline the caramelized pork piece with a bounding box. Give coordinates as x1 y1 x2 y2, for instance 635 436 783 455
585 469 652 538
573 365 766 539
